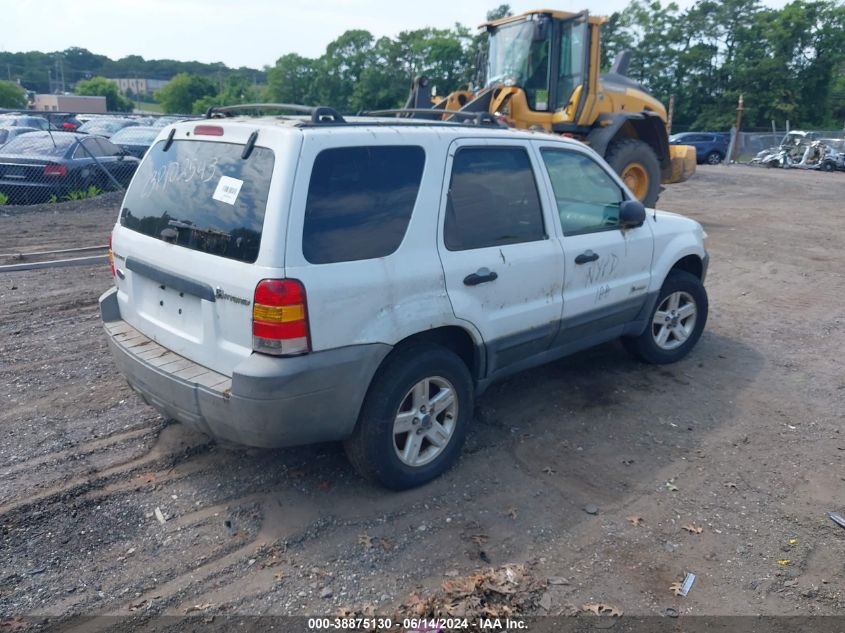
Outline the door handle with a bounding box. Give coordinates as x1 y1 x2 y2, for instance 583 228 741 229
575 250 600 265
463 268 498 286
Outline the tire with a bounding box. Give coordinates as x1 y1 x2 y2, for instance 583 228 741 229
344 344 473 490
705 151 723 165
821 161 835 173
605 138 662 208
622 270 708 364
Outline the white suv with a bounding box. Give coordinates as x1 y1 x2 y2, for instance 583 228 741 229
100 106 709 489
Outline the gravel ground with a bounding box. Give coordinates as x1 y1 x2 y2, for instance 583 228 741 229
1 167 844 629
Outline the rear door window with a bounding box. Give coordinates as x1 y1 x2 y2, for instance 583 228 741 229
444 146 545 250
302 146 425 264
119 140 274 263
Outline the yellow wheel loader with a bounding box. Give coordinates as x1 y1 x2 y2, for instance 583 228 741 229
399 10 695 207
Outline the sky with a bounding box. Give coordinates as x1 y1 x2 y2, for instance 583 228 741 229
2 0 790 70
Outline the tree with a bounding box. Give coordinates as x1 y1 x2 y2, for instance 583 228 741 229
266 53 319 105
73 76 133 112
192 74 262 114
0 80 26 108
155 73 217 114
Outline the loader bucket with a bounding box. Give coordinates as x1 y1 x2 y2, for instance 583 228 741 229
666 144 696 184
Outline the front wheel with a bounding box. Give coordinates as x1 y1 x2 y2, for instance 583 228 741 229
622 270 708 364
344 344 473 490
821 160 836 173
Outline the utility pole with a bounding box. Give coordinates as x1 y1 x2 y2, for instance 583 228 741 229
667 94 675 136
731 94 744 163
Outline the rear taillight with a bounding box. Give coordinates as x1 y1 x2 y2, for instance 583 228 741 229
62 122 76 130
108 233 115 277
43 165 67 177
252 279 310 356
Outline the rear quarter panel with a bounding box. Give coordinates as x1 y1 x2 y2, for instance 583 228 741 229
283 130 466 352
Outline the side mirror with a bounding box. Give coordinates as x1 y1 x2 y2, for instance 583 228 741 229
619 199 646 228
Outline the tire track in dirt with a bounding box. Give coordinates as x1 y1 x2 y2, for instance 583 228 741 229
0 424 212 519
0 425 161 479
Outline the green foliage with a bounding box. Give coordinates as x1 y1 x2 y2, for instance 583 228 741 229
267 25 477 113
155 73 217 114
603 0 845 130
63 185 102 201
0 47 265 95
73 76 133 112
191 74 263 114
0 80 27 108
0 192 9 205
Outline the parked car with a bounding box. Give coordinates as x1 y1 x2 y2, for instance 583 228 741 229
109 126 160 158
0 131 140 204
100 111 709 489
0 126 40 147
0 115 51 131
77 118 139 138
669 132 730 165
150 116 189 128
45 113 83 131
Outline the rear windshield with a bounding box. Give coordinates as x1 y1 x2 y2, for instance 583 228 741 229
0 133 74 156
119 140 274 263
111 127 159 144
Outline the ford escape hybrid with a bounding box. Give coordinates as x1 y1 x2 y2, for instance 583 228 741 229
100 106 709 490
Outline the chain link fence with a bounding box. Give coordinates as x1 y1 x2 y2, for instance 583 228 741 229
731 129 845 164
0 110 192 206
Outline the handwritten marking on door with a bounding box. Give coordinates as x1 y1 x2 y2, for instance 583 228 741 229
585 253 620 286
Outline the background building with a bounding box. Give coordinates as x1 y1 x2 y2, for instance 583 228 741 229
32 94 107 113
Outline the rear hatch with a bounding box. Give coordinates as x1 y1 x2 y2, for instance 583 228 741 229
111 124 295 376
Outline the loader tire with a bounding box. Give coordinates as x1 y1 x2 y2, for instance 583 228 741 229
605 139 662 208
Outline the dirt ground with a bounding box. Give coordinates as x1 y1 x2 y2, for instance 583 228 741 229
1 166 844 628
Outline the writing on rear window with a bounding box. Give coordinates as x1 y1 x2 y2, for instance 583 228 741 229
120 140 273 264
141 156 220 197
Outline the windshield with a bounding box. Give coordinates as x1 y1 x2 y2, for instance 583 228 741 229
486 16 586 112
119 139 274 263
79 120 134 135
486 21 548 90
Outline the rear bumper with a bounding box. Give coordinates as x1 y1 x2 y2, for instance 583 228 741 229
99 287 390 448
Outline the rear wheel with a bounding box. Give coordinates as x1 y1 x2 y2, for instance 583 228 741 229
821 160 836 173
705 150 723 165
605 138 662 207
344 344 473 490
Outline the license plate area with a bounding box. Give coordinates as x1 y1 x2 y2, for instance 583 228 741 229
2 166 27 179
134 276 204 342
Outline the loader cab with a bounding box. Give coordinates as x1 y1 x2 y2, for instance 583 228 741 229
484 11 596 122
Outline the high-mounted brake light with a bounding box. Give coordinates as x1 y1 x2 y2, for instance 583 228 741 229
194 125 224 136
108 233 115 277
252 279 310 356
43 165 67 177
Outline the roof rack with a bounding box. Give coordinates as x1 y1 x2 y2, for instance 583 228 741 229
359 109 505 128
204 103 345 124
